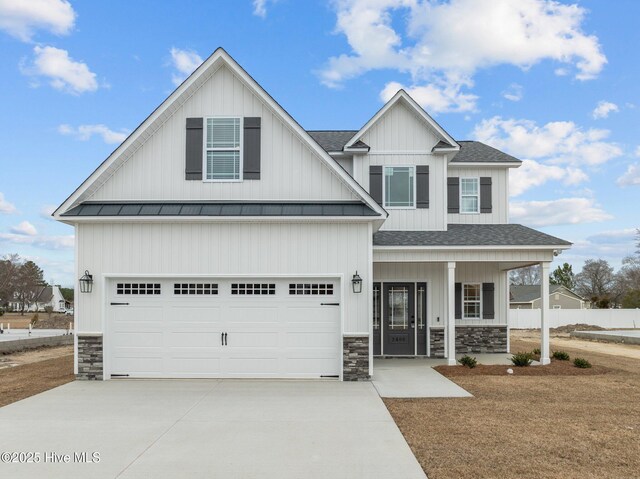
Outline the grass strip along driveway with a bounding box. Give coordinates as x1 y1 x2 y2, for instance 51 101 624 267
384 336 640 479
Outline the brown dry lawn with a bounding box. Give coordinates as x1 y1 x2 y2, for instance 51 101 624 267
0 346 74 408
385 335 640 479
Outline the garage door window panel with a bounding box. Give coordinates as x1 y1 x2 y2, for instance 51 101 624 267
174 283 218 295
231 283 276 295
116 283 161 295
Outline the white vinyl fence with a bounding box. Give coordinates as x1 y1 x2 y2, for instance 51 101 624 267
509 308 640 329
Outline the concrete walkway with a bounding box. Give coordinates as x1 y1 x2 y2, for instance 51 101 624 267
0 380 427 479
372 359 472 398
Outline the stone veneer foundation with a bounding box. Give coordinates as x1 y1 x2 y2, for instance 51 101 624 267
77 334 103 380
342 335 369 381
429 326 508 357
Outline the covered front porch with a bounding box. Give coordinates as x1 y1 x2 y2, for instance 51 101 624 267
372 252 565 367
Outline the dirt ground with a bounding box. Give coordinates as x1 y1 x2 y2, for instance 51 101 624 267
385 334 640 479
1 312 73 329
0 346 74 408
513 328 640 360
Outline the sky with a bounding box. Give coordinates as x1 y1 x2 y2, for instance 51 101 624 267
0 0 638 286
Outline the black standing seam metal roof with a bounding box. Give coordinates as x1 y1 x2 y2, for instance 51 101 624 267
61 201 381 217
373 224 571 247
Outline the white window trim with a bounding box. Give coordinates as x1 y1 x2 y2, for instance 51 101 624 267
382 165 417 210
459 177 480 214
203 116 243 182
462 282 482 320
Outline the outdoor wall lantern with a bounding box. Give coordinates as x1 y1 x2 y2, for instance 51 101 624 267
351 271 363 294
79 270 94 293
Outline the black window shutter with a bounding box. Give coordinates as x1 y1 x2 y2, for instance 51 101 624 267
482 283 495 319
369 166 383 205
243 117 261 180
447 177 460 213
185 118 203 180
454 282 462 319
416 165 429 208
480 177 492 213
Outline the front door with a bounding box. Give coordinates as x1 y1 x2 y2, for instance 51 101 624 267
383 283 415 355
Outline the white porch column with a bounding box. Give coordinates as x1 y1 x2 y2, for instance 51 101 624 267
540 261 551 365
446 261 456 366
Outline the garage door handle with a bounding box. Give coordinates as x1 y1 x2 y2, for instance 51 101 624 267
110 302 129 306
221 332 224 346
224 332 227 346
321 302 340 306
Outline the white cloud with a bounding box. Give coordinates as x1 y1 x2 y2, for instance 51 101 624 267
0 232 74 250
253 0 268 17
58 124 129 145
169 47 202 86
617 163 640 187
634 146 640 157
0 192 16 214
380 80 478 113
473 116 622 167
508 160 589 197
510 197 612 227
592 100 619 119
585 228 637 245
0 0 75 41
21 45 98 94
10 221 37 236
321 0 606 112
502 83 523 102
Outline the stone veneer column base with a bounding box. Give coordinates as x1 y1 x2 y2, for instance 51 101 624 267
455 326 508 354
77 334 103 380
343 335 369 381
429 328 445 357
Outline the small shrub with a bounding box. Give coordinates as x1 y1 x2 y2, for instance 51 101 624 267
510 352 533 367
459 355 478 368
532 348 541 355
573 357 592 369
30 313 39 326
552 351 570 361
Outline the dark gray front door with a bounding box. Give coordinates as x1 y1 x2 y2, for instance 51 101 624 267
383 283 415 355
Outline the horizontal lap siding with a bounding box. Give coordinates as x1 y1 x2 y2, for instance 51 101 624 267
89 65 356 202
77 222 370 333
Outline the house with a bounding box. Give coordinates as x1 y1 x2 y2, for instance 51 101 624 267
510 284 589 309
8 284 70 313
54 48 571 381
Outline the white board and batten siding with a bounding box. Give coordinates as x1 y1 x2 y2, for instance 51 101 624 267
76 222 371 335
374 262 508 327
352 100 448 231
88 64 357 203
447 167 509 224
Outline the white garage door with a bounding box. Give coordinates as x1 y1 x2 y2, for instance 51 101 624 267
107 278 341 379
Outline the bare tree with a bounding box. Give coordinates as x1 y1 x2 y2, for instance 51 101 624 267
509 265 541 285
0 254 21 308
575 259 616 308
14 261 44 315
618 254 640 308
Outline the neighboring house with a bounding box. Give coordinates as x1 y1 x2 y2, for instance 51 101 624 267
54 48 571 381
510 284 590 310
8 285 70 313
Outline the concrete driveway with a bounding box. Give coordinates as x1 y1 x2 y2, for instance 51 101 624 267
0 380 427 479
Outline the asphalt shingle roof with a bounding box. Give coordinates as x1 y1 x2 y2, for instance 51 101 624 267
449 141 521 164
307 131 359 152
62 201 380 217
373 224 571 247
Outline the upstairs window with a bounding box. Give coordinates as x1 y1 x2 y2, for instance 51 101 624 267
205 117 241 180
384 166 415 208
460 177 479 213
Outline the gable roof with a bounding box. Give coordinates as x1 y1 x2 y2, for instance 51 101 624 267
449 141 522 164
54 48 387 220
373 224 572 247
510 284 585 303
344 89 459 150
